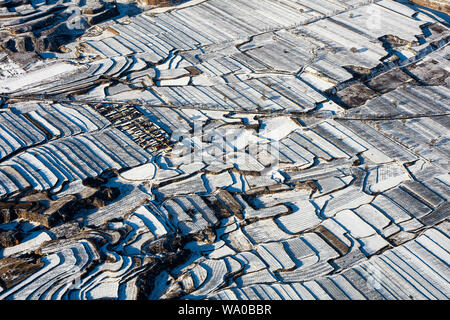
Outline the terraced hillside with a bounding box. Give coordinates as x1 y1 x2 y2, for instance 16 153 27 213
0 0 449 300
0 0 125 53
410 0 450 13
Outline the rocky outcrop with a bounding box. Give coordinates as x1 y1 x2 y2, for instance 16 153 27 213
0 0 119 53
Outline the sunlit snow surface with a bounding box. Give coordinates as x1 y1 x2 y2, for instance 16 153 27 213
0 0 449 300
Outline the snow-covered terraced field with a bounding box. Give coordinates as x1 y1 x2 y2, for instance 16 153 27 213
0 0 449 301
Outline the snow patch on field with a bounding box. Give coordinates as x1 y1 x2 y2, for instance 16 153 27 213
120 163 156 181
0 63 79 92
258 117 300 141
1 231 53 258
